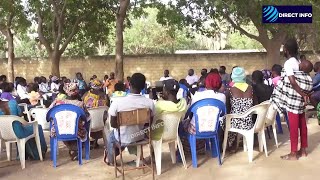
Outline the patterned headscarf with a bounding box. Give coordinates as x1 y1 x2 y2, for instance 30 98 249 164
63 82 79 97
91 79 102 89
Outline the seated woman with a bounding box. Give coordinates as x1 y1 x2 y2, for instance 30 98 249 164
0 82 16 101
251 70 273 104
226 67 255 151
82 79 108 148
181 72 226 154
0 98 22 116
49 83 91 160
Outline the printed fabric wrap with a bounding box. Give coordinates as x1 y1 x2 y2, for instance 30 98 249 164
270 71 312 114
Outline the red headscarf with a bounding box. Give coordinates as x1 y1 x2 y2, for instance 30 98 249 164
205 73 222 90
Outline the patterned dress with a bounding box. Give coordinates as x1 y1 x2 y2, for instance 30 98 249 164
228 96 253 147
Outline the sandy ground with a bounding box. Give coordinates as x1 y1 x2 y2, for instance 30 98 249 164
1 117 320 180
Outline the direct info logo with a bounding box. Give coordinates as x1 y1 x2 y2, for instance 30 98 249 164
262 5 312 23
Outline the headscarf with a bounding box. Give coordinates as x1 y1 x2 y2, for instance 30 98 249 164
51 76 59 82
231 67 248 92
91 79 102 89
63 82 79 97
231 67 246 83
205 73 222 90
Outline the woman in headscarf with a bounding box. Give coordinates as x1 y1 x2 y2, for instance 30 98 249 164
226 67 255 152
82 79 109 148
181 72 226 155
49 82 91 160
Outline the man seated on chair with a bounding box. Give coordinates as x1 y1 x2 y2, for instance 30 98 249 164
104 73 155 166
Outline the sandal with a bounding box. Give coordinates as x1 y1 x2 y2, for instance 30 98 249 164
297 149 308 158
280 153 298 160
69 150 78 161
103 149 115 166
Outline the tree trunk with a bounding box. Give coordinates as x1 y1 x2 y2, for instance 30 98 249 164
6 30 14 82
115 0 130 81
50 51 61 77
263 41 283 68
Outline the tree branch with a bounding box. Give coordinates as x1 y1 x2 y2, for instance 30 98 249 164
51 0 63 51
36 8 53 53
223 13 260 42
59 16 83 54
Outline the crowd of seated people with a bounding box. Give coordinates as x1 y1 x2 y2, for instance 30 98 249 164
1 41 320 167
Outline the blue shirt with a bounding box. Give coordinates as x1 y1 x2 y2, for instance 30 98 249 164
0 100 21 116
312 73 320 91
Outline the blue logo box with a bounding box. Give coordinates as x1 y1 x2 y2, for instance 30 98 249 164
262 5 312 23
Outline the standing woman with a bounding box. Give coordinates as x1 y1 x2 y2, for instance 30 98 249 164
271 39 313 160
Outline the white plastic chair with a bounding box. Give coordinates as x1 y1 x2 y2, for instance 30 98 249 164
88 106 109 145
18 103 32 122
151 112 187 175
264 103 279 150
222 103 269 163
0 115 43 169
30 108 50 131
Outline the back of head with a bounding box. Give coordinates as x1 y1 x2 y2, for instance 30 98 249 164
314 62 320 72
210 68 219 74
163 79 180 97
114 82 125 92
219 66 226 74
2 82 14 92
179 79 188 86
271 64 282 76
205 72 222 90
284 39 298 57
27 83 39 93
130 73 146 92
34 76 40 84
252 70 264 84
0 75 7 82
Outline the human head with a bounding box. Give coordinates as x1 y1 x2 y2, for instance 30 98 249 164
219 66 226 74
27 83 39 93
130 73 146 94
40 76 47 83
63 82 79 99
51 76 59 84
164 70 169 77
162 79 180 100
2 82 14 93
0 75 7 83
283 39 298 59
114 82 125 92
110 72 115 79
61 76 67 83
92 75 97 79
76 72 83 80
34 77 40 84
271 64 282 78
104 75 109 81
210 68 219 74
48 75 53 82
231 67 246 83
205 72 222 91
127 76 131 81
91 79 103 90
299 60 313 74
18 78 27 86
300 54 306 61
251 70 264 84
188 69 194 76
314 62 320 73
179 79 188 86
201 69 207 76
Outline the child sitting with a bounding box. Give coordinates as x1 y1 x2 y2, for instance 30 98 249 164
112 82 127 97
27 83 42 106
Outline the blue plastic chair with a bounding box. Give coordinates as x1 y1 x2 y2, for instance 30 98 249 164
183 98 226 168
46 104 90 167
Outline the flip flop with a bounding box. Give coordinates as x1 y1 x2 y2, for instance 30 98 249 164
280 154 298 160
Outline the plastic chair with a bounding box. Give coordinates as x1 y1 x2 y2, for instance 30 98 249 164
0 115 43 169
88 106 109 144
222 103 269 163
264 103 279 150
46 104 90 167
18 103 32 122
183 98 226 168
30 108 50 131
152 112 187 175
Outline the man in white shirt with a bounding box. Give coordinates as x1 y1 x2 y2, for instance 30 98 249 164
104 73 155 165
159 69 173 81
186 69 199 85
16 78 29 100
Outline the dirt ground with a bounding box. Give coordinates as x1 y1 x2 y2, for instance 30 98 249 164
1 117 320 180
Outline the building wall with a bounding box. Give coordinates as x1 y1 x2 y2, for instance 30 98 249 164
0 52 317 83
